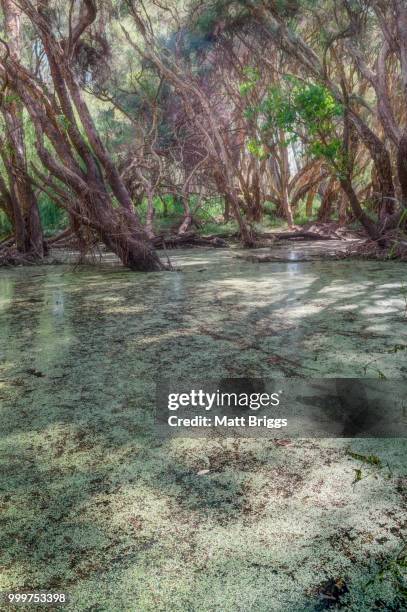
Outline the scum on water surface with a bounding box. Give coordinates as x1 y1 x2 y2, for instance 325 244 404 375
0 246 406 611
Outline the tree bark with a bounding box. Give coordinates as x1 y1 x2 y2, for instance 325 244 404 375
223 198 230 223
350 114 395 219
1 0 44 258
338 194 348 226
397 133 407 209
178 187 193 235
279 134 294 227
318 178 336 222
306 187 316 218
339 177 380 240
145 189 156 239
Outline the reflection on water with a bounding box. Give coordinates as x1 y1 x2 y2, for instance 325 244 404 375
0 250 406 396
0 247 406 399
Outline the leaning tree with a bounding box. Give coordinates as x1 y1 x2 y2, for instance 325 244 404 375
0 0 44 258
0 0 163 270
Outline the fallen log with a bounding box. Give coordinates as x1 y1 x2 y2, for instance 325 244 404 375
46 228 73 245
152 232 229 249
235 253 349 263
272 231 336 241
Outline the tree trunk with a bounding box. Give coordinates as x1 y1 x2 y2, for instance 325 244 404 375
350 114 395 219
214 171 254 246
81 196 162 271
178 213 193 235
178 187 193 235
318 178 336 222
305 188 315 218
281 186 294 227
161 197 168 217
339 176 380 240
338 195 347 226
0 0 163 271
223 198 230 223
1 0 44 258
225 192 254 247
279 134 294 227
145 190 155 239
397 132 407 209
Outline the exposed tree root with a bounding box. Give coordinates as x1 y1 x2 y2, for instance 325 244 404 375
0 234 14 247
46 228 74 246
0 245 44 267
345 231 407 260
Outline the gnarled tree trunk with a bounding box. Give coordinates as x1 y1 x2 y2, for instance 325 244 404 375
339 176 379 240
1 0 44 258
0 0 162 271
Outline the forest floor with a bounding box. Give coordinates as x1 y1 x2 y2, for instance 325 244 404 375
0 245 406 611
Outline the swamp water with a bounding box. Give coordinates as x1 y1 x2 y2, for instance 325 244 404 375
0 247 406 611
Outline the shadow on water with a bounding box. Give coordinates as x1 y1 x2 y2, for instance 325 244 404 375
0 245 406 609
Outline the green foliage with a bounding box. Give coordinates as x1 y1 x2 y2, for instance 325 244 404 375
0 210 12 238
239 67 260 96
135 194 237 235
0 193 67 240
246 77 345 170
261 85 297 131
261 81 343 135
309 138 342 162
195 1 227 35
246 138 267 160
353 468 363 484
365 545 407 607
2 93 20 106
293 83 343 128
56 114 71 132
293 195 322 224
38 194 68 236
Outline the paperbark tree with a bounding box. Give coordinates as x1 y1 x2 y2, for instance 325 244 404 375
1 0 44 257
242 0 402 236
123 3 256 246
0 0 163 270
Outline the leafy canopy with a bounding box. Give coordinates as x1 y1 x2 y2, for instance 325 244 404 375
243 75 344 165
